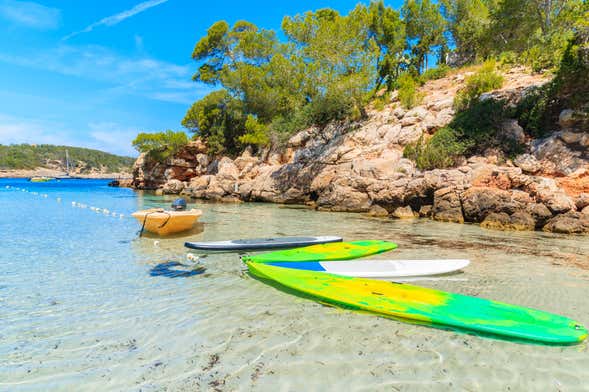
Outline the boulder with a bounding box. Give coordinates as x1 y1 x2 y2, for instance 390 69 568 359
543 212 589 234
461 187 523 222
419 205 433 217
391 206 417 219
514 154 541 174
558 109 575 128
216 157 239 180
162 179 184 194
526 203 553 227
575 193 589 210
582 206 589 216
500 119 526 145
432 187 464 223
366 204 389 217
480 211 536 231
543 192 576 214
317 184 371 212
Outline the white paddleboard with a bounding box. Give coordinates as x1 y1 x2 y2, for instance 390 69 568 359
185 236 342 251
265 259 470 278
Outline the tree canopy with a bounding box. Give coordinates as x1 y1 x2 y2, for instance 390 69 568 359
170 0 588 156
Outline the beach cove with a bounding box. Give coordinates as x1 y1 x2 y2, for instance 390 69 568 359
1 178 588 391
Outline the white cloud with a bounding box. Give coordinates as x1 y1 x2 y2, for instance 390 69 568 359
63 0 169 40
0 0 60 29
0 44 206 105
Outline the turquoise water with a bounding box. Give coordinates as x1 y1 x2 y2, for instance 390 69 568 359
1 179 588 391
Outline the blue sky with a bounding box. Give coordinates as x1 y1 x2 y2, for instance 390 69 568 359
0 0 403 156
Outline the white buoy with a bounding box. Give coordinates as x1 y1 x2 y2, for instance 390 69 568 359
154 241 160 247
119 214 124 219
111 212 117 217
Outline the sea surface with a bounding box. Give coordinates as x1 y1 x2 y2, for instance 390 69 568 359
1 178 588 391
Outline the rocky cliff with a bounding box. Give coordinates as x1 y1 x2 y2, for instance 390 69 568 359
132 67 589 234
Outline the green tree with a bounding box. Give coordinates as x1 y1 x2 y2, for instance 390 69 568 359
132 131 189 162
402 0 447 72
181 90 245 155
366 1 407 90
440 0 493 61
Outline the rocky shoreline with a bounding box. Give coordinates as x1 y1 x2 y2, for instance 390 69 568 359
130 67 589 234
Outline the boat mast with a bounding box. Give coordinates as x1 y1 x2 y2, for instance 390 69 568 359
65 149 70 175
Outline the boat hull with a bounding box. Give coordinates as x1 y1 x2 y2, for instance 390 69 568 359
132 209 202 235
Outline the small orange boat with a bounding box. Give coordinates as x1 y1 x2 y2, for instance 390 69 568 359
132 208 202 236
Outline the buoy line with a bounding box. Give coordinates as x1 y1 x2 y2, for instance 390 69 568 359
4 185 126 219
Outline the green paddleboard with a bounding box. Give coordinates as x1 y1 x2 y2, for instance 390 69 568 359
247 262 587 345
242 240 397 263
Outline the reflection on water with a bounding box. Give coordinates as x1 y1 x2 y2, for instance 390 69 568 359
0 178 588 391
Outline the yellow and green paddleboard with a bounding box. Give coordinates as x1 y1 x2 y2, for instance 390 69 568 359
247 262 587 345
242 240 397 263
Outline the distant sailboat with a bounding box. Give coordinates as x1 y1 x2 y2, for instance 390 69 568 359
57 149 76 179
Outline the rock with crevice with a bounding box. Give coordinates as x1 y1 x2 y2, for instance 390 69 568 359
432 187 464 223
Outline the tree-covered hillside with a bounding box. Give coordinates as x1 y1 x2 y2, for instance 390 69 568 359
175 0 587 156
0 144 135 172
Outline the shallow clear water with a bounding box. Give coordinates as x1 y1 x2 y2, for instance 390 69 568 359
1 179 588 391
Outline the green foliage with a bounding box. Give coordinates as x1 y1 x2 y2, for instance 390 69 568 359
182 90 245 155
440 0 492 61
367 1 407 90
132 130 189 162
516 32 589 136
0 144 134 172
403 127 468 170
453 61 503 110
419 64 450 83
402 0 447 72
238 115 270 146
397 73 422 109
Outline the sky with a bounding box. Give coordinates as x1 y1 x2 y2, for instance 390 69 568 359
0 0 403 156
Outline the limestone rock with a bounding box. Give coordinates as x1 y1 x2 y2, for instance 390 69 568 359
575 193 589 210
317 184 371 212
162 179 184 194
500 119 526 145
461 187 524 222
543 212 589 234
481 211 535 231
432 187 464 223
558 109 575 128
514 154 541 174
366 205 389 217
419 205 433 217
392 206 417 219
526 203 553 227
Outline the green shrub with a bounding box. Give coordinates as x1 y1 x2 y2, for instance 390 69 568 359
397 73 422 109
238 115 270 147
453 60 504 111
132 130 189 162
419 64 450 84
403 127 469 170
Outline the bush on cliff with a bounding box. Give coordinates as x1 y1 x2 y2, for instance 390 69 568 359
397 73 422 109
132 130 189 162
403 127 468 170
453 60 504 111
